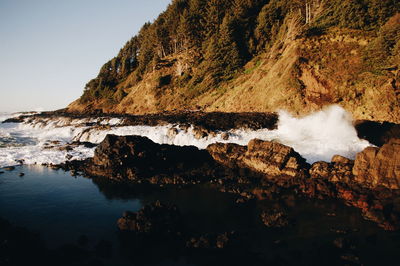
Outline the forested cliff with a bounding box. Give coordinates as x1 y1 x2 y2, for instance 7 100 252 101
68 0 400 123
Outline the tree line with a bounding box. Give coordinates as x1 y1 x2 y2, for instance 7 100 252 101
80 0 400 103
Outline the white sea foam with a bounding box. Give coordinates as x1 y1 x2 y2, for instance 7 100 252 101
0 105 372 168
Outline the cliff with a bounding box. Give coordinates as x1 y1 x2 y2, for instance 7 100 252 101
68 0 400 123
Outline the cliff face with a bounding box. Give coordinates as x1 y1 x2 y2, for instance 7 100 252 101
68 0 400 123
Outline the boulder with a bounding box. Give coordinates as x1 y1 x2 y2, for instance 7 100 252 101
88 134 215 181
207 139 309 179
353 138 400 189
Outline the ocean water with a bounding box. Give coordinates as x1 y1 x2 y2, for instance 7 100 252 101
0 105 372 168
0 166 399 265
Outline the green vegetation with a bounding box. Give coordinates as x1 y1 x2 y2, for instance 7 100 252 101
79 0 400 105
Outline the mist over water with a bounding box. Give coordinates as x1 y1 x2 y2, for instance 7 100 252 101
0 105 371 168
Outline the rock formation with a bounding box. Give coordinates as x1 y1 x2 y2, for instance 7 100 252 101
353 138 400 189
207 139 309 179
87 134 216 183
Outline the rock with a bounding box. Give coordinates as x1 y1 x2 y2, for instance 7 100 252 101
186 232 234 249
309 161 330 179
355 120 400 146
353 138 400 189
221 132 229 140
87 134 215 182
167 127 179 138
19 173 25 177
310 156 353 183
117 201 182 235
193 126 211 139
331 155 353 165
260 208 290 228
207 139 309 179
0 171 4 174
3 166 15 171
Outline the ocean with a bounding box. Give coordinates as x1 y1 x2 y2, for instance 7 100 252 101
0 105 371 168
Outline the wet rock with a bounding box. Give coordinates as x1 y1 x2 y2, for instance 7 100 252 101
87 134 216 183
310 161 330 179
0 171 4 174
186 232 234 249
355 120 400 146
193 126 214 139
331 155 353 165
310 156 354 183
221 132 229 140
167 127 178 138
260 208 290 228
207 139 309 179
353 138 400 189
19 173 25 177
117 201 182 235
3 166 15 171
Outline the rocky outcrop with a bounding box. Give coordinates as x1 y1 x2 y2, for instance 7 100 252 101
207 139 309 179
353 138 400 189
63 134 400 231
87 134 216 183
310 155 354 183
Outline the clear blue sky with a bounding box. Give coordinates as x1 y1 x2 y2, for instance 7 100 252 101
0 0 171 112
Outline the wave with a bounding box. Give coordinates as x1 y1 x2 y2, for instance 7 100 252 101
0 105 371 168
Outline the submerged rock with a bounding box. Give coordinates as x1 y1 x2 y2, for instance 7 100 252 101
260 208 290 228
186 232 235 249
353 138 400 189
117 201 182 235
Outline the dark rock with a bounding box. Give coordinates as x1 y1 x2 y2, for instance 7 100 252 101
117 201 182 235
0 171 4 174
87 134 216 183
355 120 400 147
186 232 235 249
19 173 25 177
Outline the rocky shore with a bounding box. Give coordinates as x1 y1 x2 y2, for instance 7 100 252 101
61 134 400 232
4 111 400 265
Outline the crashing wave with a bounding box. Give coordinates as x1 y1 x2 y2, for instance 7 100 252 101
0 105 371 167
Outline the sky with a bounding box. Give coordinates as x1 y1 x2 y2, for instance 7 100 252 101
0 0 171 112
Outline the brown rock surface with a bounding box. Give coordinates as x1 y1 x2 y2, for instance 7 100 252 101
207 139 309 179
353 138 400 189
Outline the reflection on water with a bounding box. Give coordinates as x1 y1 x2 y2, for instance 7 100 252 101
0 166 399 265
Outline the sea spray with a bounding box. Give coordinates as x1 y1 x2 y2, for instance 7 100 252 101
270 105 371 162
0 106 372 167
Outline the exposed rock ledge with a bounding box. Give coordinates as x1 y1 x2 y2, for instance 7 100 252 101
63 135 400 230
